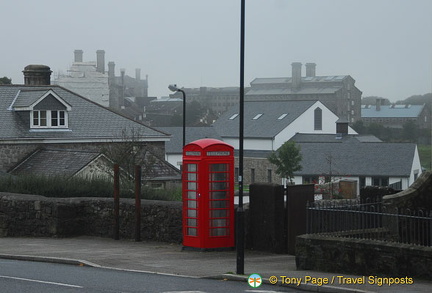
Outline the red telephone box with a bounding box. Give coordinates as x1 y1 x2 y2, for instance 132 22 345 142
182 138 235 249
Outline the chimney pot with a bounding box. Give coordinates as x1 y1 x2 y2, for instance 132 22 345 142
336 117 349 136
22 64 52 85
291 62 302 90
74 50 83 62
305 63 316 77
96 50 105 74
376 98 381 111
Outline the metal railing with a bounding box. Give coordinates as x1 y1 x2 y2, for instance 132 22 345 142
306 199 432 247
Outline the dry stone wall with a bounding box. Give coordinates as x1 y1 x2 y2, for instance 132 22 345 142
0 192 182 243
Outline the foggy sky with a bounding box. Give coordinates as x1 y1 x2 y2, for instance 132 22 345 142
1 0 431 102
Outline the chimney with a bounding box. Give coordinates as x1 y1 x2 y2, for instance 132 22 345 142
22 65 52 85
108 61 115 84
291 62 302 90
96 50 105 74
120 68 125 108
135 68 141 81
336 117 349 137
305 63 316 77
376 98 381 111
74 50 83 62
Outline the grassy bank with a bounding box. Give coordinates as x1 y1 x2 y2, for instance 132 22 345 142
0 174 181 201
418 145 432 171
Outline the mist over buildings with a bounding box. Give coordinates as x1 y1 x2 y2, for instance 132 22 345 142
1 0 431 101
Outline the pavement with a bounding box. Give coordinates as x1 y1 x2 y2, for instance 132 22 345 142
0 236 431 293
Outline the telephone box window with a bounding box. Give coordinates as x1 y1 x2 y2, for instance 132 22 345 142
185 163 198 236
209 163 229 237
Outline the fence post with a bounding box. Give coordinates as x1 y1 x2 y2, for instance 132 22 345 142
135 165 142 242
113 164 120 240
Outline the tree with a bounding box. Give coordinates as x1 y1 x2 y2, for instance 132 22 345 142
402 120 418 142
100 128 159 182
352 120 366 134
0 76 12 85
268 141 302 184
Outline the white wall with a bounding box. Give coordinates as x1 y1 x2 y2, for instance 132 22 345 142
221 101 357 151
273 101 356 151
166 153 182 170
408 145 423 187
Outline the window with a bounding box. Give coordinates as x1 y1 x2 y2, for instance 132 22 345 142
372 177 389 187
267 169 272 183
314 107 322 130
303 176 318 184
251 168 255 183
31 110 68 128
359 177 366 188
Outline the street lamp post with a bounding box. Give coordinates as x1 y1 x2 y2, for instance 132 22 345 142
236 0 246 275
168 84 186 148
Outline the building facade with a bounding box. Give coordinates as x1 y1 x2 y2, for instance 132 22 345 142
361 99 431 129
246 62 362 123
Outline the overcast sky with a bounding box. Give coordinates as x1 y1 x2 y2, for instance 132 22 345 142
1 0 431 102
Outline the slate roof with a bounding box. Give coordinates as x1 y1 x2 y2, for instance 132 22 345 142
143 158 181 181
10 148 103 177
290 133 382 143
246 87 342 96
247 76 348 96
0 85 168 142
211 100 316 138
156 127 221 154
250 75 348 85
238 134 416 178
361 104 426 118
294 142 416 177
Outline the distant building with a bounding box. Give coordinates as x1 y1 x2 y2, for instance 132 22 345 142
245 62 362 123
53 50 150 121
361 98 430 129
169 86 248 115
212 100 357 151
289 133 422 193
145 97 183 127
53 50 110 107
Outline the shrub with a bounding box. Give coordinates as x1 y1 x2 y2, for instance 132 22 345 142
0 174 181 201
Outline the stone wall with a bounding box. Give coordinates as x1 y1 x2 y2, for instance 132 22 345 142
296 234 432 280
383 171 432 210
0 144 37 172
296 172 432 279
0 192 182 243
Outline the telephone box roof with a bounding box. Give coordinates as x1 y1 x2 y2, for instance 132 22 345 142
187 138 233 150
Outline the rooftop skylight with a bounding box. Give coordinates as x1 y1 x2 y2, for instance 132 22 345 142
278 113 288 120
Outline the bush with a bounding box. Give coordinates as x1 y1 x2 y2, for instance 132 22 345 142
0 174 181 201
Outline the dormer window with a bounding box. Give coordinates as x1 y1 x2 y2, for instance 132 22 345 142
32 110 68 128
10 89 71 131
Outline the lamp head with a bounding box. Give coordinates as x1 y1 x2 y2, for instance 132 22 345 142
168 84 179 92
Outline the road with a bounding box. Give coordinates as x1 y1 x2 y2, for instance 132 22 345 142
0 259 302 292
